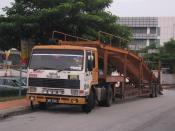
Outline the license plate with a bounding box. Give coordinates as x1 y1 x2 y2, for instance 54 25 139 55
47 99 58 103
47 89 64 95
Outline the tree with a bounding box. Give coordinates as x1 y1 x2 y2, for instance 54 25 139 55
0 18 20 50
143 39 175 73
159 39 175 73
0 0 131 50
161 38 175 54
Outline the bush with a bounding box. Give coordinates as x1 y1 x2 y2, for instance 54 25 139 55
0 88 27 97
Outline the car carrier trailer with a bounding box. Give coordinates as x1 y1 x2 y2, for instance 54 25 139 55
27 31 161 113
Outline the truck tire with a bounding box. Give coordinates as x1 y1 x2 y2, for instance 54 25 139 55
105 87 113 107
82 90 95 113
150 84 155 98
30 101 34 110
38 102 47 110
98 87 113 107
155 85 158 97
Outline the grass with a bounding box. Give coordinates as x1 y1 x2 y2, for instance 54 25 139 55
0 96 25 102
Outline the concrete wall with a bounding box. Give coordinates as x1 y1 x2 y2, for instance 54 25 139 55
153 70 175 85
161 74 175 85
158 17 175 46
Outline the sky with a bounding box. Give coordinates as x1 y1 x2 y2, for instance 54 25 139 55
0 0 12 14
0 0 175 16
110 0 175 16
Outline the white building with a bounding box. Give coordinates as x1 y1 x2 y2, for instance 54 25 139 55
158 17 175 45
118 17 160 50
118 17 175 50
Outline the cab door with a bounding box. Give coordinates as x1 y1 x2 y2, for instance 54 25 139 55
92 51 98 84
86 51 98 85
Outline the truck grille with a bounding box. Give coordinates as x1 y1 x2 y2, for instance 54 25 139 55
29 78 80 89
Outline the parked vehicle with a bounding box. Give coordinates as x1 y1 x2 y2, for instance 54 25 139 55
27 31 161 113
0 50 5 69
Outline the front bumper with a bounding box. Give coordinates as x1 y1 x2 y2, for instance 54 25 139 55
27 93 87 105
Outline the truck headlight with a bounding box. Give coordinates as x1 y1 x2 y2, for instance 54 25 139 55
68 75 79 80
71 89 79 96
42 88 47 94
48 90 52 94
84 84 89 90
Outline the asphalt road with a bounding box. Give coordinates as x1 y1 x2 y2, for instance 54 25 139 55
1 89 175 131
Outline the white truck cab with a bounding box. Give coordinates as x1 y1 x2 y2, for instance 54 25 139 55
27 45 98 112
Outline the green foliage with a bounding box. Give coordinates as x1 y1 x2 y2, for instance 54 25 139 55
143 39 175 73
143 53 160 70
0 21 20 50
0 0 131 50
159 39 175 73
160 39 175 54
0 96 25 102
0 88 27 97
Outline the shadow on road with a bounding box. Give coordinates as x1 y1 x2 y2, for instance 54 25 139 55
38 95 162 114
40 105 85 114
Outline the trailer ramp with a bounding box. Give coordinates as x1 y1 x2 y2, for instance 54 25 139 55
53 31 161 98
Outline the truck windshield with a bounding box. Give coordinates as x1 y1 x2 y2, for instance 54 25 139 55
29 49 84 71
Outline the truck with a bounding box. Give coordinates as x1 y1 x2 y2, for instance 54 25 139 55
0 50 4 68
27 31 161 113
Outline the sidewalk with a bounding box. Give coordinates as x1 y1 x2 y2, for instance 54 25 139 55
0 98 30 119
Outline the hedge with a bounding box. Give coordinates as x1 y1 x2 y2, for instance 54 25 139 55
0 88 27 97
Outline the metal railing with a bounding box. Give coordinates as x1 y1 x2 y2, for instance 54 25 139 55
0 64 27 96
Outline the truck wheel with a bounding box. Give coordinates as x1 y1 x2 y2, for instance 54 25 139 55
38 102 47 110
30 101 34 110
82 90 95 113
150 85 155 98
98 87 113 107
98 101 105 106
155 85 158 97
105 87 113 107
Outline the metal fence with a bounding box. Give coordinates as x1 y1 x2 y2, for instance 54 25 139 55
0 64 27 96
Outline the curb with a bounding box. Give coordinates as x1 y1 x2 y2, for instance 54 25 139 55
0 106 31 120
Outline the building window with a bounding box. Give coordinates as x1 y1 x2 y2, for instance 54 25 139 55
129 39 147 50
131 27 147 34
150 27 157 34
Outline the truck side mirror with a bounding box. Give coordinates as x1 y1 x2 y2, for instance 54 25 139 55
87 59 93 71
87 55 93 72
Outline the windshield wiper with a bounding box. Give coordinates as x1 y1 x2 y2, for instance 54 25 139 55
57 67 72 72
33 67 55 71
